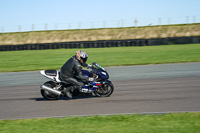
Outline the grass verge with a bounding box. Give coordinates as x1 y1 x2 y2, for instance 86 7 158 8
0 44 200 72
0 113 200 133
1 23 200 45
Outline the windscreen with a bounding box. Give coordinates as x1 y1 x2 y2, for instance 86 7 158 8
92 62 106 71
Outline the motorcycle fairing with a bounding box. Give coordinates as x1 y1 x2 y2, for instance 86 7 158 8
40 70 61 82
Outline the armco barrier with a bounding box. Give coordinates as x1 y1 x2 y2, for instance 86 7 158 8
0 36 200 51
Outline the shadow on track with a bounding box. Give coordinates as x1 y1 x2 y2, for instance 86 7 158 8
0 94 99 102
30 94 98 101
0 98 31 101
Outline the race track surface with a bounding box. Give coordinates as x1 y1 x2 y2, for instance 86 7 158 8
0 63 200 120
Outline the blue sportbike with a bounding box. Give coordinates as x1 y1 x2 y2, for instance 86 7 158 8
40 62 114 100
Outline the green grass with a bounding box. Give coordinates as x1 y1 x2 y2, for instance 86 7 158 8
0 113 200 133
0 44 200 72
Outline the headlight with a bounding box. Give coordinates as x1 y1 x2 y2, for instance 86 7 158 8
101 72 107 75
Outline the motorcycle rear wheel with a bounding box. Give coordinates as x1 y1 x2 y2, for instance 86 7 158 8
93 82 114 97
41 81 59 100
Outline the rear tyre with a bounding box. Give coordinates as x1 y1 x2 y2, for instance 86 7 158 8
41 81 59 100
94 82 114 97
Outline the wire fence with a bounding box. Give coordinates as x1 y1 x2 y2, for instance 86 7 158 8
1 15 200 33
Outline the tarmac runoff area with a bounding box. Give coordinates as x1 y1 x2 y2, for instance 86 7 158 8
0 62 200 120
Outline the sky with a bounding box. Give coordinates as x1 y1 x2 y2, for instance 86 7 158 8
0 0 200 32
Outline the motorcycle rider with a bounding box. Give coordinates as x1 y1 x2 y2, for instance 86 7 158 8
60 50 94 98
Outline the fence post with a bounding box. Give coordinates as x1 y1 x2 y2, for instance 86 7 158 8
18 25 22 32
186 16 189 24
134 18 138 27
1 26 4 33
103 21 106 28
121 20 124 27
55 23 58 30
32 24 35 31
117 20 120 27
91 22 94 28
78 22 81 29
158 17 161 25
68 23 71 29
44 23 48 30
193 16 196 23
168 18 171 25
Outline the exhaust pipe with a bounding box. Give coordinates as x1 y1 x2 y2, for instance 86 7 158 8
41 85 62 96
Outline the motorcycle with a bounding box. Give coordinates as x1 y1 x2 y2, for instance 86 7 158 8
40 62 114 100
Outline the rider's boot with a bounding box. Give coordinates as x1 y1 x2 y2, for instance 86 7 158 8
64 87 73 98
64 86 80 98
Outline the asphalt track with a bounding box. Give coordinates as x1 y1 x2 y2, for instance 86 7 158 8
0 63 200 120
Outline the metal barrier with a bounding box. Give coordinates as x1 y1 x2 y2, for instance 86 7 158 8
0 36 200 51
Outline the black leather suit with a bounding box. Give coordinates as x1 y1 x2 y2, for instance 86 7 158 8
60 56 89 90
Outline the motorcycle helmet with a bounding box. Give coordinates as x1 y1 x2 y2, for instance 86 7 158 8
76 50 88 63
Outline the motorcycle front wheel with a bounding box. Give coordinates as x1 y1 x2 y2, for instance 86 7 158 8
40 81 59 100
93 82 114 97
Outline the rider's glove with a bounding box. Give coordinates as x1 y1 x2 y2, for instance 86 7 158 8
87 64 93 69
94 75 98 80
89 77 94 82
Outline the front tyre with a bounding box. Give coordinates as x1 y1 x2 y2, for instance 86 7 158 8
94 82 114 97
41 81 59 100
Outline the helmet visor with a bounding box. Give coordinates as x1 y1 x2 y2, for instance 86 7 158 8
81 57 87 63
